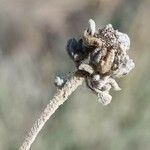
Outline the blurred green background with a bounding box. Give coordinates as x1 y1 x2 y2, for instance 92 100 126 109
0 0 150 149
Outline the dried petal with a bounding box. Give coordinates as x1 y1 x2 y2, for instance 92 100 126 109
113 55 135 77
67 38 78 60
108 78 121 91
78 63 94 74
116 31 130 51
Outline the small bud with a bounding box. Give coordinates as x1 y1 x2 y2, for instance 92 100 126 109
54 76 65 88
98 91 112 105
88 19 96 36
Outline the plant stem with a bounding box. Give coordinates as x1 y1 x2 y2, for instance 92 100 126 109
19 71 85 150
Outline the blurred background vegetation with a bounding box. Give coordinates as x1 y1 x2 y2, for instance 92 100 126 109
0 0 150 149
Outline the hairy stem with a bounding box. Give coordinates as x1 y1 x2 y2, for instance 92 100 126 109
19 71 85 150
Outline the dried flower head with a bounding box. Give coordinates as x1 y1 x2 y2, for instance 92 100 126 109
66 19 135 105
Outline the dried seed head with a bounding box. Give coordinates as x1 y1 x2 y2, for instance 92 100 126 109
66 19 135 105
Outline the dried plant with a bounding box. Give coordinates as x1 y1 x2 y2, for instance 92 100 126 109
20 19 135 150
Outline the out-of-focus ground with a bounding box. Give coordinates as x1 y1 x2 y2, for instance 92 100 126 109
0 0 150 149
